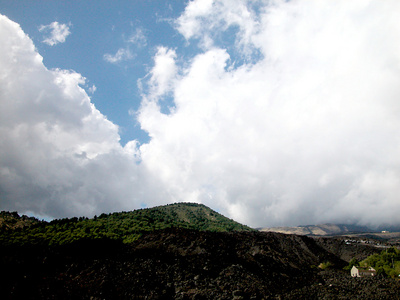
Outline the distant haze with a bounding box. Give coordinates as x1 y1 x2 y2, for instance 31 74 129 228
1 1 400 228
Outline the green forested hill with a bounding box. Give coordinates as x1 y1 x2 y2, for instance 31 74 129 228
0 203 253 246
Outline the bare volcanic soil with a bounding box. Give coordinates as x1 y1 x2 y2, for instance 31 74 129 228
1 228 399 299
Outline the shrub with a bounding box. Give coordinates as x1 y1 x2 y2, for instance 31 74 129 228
318 261 333 270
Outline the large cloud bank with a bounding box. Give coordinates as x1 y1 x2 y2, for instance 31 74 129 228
1 0 400 227
0 15 160 219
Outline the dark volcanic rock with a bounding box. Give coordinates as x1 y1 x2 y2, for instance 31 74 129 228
1 228 399 299
282 270 400 300
314 236 382 262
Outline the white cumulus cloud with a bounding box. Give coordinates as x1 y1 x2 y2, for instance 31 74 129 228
138 0 400 227
39 21 71 46
0 14 153 218
176 0 259 52
2 0 400 229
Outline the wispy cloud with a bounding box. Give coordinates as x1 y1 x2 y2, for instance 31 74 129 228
103 48 134 64
104 27 147 64
88 84 97 94
39 21 71 46
128 28 147 47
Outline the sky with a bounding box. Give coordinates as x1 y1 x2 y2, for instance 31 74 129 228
1 0 400 228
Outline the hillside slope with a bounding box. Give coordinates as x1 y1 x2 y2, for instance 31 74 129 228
1 228 399 299
0 203 253 246
0 211 42 230
260 223 372 236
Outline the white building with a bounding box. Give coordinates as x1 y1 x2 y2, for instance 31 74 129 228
351 266 377 277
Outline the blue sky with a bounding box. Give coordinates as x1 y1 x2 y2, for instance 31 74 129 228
1 0 400 228
1 0 189 145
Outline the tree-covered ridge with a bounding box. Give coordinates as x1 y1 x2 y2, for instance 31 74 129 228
0 203 254 246
0 211 43 230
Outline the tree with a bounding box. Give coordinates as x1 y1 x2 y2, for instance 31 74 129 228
344 257 359 270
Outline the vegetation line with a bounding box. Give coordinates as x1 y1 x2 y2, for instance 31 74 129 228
0 203 254 247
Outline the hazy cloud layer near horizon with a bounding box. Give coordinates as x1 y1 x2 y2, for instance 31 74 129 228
1 1 400 227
